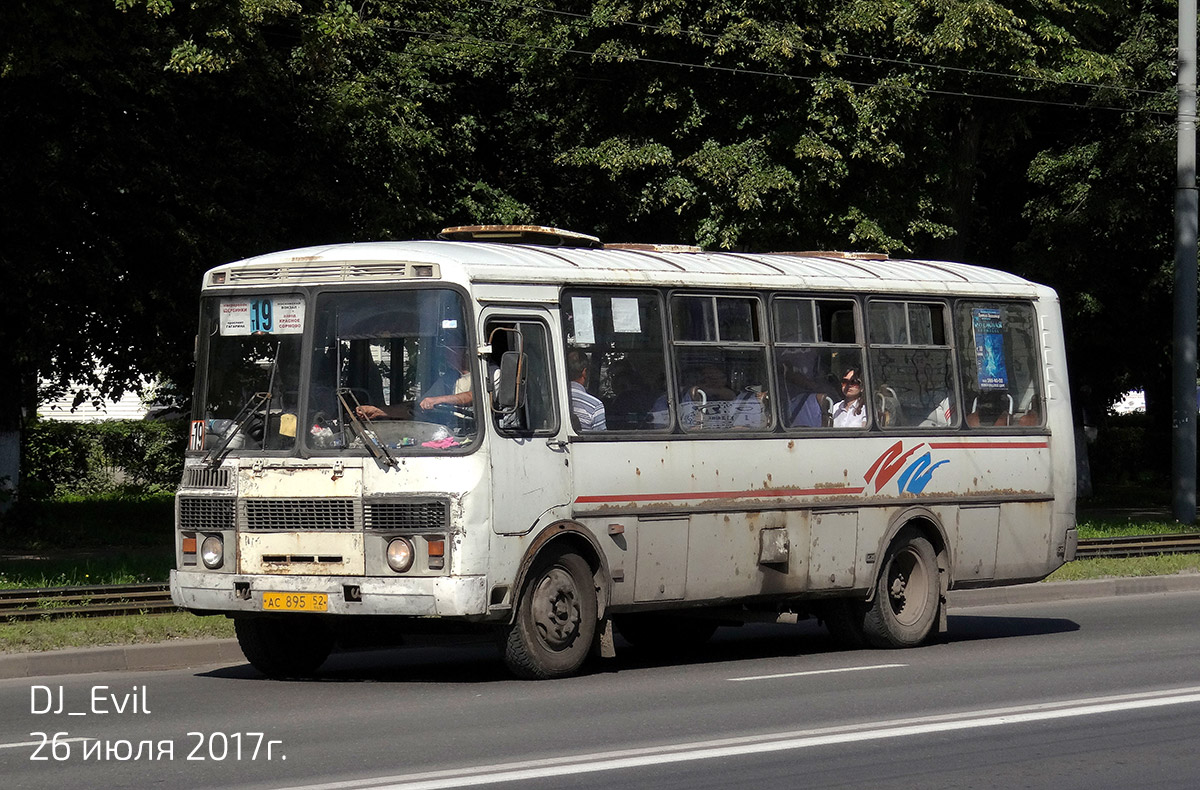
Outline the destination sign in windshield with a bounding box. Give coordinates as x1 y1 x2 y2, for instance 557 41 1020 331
219 297 304 335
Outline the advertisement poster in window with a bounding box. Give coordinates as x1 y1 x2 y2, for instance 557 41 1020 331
972 307 1008 391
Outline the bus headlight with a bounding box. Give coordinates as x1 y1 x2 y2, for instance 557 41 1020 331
200 535 224 569
386 538 415 573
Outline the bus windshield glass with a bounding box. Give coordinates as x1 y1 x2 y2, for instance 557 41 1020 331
307 288 477 454
194 294 306 453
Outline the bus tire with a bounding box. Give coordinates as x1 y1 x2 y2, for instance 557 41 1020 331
235 616 333 679
862 528 940 648
503 551 597 679
616 613 718 652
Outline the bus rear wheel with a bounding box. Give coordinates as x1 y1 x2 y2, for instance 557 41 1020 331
503 551 597 679
235 615 333 679
862 528 940 648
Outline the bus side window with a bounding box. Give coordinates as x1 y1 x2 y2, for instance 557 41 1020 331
867 300 956 430
487 320 556 435
773 297 863 431
955 302 1043 430
561 290 671 433
671 294 772 432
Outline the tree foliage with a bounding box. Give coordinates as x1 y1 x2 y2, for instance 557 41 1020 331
0 0 1179 444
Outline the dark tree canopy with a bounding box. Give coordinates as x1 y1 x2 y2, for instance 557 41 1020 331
0 0 1179 440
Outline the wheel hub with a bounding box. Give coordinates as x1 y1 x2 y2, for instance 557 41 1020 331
530 568 581 649
888 548 928 626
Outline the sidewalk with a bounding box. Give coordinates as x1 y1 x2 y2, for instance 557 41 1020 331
3 573 1200 681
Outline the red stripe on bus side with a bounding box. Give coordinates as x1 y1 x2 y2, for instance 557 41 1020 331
575 487 867 505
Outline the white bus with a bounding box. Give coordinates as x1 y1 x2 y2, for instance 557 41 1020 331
171 225 1077 679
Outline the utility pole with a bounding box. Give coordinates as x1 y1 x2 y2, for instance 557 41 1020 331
1174 0 1198 524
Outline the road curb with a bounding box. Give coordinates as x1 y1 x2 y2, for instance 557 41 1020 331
948 572 1200 608
0 639 243 681
3 574 1200 681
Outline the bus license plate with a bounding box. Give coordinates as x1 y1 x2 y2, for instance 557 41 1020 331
262 592 328 612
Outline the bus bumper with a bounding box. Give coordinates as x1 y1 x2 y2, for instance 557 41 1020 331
170 569 489 617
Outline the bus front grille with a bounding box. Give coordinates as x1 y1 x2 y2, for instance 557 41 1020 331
181 467 232 490
179 497 235 531
364 500 449 531
241 498 358 531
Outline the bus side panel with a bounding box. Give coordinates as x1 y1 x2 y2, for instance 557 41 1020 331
683 510 813 600
955 505 1000 583
994 500 1059 582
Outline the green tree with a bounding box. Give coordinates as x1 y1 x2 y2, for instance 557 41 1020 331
0 0 1182 496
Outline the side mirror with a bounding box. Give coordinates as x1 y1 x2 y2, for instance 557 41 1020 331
495 351 527 412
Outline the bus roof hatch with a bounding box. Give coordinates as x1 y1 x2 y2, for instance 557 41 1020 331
438 225 604 249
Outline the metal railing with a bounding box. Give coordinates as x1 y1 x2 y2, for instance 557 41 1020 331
0 583 175 621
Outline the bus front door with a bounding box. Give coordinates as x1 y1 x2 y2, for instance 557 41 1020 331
484 312 572 536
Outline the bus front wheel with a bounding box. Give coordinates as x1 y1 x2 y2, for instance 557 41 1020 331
503 551 597 679
235 616 333 679
862 528 940 648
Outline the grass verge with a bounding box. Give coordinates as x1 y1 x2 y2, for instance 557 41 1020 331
0 613 235 654
1076 518 1198 540
1046 554 1200 581
0 551 173 589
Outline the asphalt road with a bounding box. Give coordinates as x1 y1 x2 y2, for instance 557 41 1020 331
2 590 1199 790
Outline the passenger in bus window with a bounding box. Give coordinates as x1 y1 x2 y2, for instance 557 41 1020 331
416 343 473 414
778 350 824 428
356 343 472 420
832 368 868 428
567 349 606 431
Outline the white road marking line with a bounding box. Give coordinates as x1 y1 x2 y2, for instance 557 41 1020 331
0 737 92 750
273 686 1200 790
728 663 907 682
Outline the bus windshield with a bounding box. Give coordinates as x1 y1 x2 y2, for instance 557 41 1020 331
194 294 306 453
306 288 477 453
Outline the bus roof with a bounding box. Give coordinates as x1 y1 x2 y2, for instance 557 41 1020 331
204 240 1046 297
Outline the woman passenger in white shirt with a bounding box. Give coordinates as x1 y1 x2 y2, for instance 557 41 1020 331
831 367 867 428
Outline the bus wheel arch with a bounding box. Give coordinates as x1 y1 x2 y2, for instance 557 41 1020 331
870 507 951 600
502 522 610 679
862 510 949 648
510 521 611 622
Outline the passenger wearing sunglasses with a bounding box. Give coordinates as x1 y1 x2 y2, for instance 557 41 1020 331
832 368 868 428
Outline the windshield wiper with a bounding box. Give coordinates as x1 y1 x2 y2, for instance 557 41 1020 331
202 342 282 468
336 388 397 468
202 390 272 467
